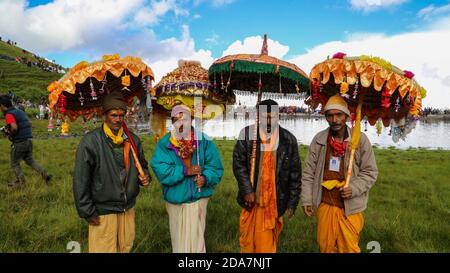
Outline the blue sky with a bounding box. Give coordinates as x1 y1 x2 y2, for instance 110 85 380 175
19 0 448 64
1 0 450 107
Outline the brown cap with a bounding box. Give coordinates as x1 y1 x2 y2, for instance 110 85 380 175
102 91 127 113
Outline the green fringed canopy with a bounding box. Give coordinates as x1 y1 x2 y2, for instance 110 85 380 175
208 59 310 96
208 35 310 97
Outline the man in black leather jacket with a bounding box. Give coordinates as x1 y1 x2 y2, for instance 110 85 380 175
233 99 301 253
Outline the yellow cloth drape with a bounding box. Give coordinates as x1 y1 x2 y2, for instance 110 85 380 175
316 203 364 253
322 179 346 190
169 132 181 148
351 96 363 150
259 129 278 230
103 123 124 145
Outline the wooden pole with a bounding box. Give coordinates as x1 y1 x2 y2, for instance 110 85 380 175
122 123 148 186
250 74 263 187
344 94 364 188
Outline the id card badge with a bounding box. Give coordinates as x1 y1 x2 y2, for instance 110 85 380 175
329 156 341 172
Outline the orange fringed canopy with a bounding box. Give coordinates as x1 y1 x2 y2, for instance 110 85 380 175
48 54 154 121
308 54 426 126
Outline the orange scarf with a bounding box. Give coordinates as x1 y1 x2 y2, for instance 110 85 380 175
259 128 278 229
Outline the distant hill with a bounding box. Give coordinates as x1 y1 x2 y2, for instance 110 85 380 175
0 40 64 103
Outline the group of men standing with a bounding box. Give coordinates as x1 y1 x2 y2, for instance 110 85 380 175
1 90 378 253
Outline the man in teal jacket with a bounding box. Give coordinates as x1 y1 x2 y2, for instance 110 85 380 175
151 104 224 253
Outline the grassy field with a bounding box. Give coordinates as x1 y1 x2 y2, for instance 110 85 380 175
0 41 62 102
0 120 449 253
0 41 41 63
0 59 62 102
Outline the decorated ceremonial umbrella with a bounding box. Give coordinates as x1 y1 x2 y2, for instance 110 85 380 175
152 59 230 139
154 60 229 119
208 34 311 187
154 60 230 192
47 54 153 185
47 54 154 122
308 52 427 187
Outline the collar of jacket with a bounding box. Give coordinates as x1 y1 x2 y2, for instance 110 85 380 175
316 125 352 146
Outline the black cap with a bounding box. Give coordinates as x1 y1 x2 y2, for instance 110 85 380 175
0 94 12 107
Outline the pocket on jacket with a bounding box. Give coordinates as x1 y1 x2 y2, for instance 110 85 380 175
94 180 103 192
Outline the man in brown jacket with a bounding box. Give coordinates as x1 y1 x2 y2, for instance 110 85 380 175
301 95 378 253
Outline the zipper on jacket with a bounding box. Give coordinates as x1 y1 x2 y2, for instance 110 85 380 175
122 145 130 212
105 131 128 212
123 156 130 212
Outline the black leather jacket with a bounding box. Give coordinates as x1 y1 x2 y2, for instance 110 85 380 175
233 125 301 216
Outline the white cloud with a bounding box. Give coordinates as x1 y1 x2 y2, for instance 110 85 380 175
0 0 213 84
193 0 237 7
345 32 386 41
144 25 215 83
349 0 409 13
149 49 214 83
131 0 189 27
418 3 450 21
288 29 450 108
222 35 289 59
0 0 145 52
205 33 220 46
0 0 190 53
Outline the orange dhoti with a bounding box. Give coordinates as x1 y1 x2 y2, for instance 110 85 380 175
239 206 283 253
240 128 283 253
316 203 364 253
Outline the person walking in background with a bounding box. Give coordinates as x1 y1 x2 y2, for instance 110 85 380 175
0 95 52 187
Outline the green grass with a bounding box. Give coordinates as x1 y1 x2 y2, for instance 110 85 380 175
0 40 63 102
0 60 62 102
0 122 449 253
0 41 40 63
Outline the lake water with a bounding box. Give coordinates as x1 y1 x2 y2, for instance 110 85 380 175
150 115 450 150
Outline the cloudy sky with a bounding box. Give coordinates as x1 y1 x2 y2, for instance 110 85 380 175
1 0 450 108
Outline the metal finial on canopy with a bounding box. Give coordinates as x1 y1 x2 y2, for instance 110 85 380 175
260 34 268 56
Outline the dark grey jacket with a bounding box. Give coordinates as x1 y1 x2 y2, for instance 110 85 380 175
73 127 149 220
233 125 302 216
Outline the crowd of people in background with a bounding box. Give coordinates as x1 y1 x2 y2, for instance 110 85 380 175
1 37 17 46
0 37 65 74
422 107 450 116
233 104 312 117
1 91 52 119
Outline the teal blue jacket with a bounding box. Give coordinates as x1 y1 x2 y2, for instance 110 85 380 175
151 131 224 204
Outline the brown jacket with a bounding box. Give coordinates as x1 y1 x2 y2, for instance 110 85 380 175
301 126 378 216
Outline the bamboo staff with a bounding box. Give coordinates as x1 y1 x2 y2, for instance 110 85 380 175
344 94 364 188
